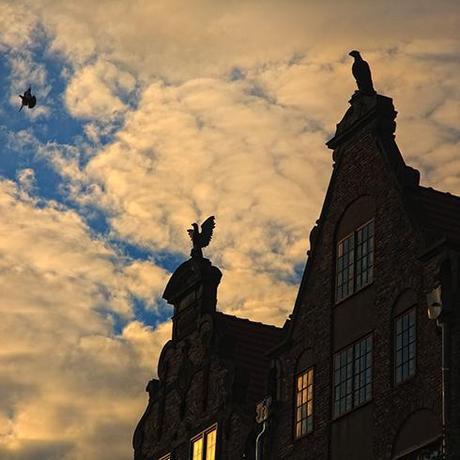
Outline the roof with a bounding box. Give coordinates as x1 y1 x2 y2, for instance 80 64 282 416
214 312 283 403
407 185 460 248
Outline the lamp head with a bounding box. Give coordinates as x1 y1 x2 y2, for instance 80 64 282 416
426 286 443 320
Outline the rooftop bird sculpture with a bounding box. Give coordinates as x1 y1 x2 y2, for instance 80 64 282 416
19 87 37 111
349 50 375 95
187 216 215 258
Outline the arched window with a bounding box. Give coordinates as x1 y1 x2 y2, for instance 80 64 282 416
335 196 376 303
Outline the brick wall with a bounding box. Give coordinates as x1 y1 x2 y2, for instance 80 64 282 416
269 116 443 459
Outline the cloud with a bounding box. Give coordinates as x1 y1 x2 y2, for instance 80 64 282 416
0 178 170 459
61 42 458 325
0 3 38 51
16 168 36 194
65 59 136 120
10 0 455 83
0 1 459 459
64 74 329 324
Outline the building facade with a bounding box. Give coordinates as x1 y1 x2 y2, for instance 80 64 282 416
133 85 460 459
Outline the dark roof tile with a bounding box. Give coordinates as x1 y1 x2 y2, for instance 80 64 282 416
408 185 460 247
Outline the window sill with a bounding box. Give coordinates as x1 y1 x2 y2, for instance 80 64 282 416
293 429 314 443
331 398 373 422
394 372 417 388
334 281 374 307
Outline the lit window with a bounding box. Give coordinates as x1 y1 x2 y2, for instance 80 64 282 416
336 220 374 302
192 438 203 460
334 335 372 417
191 425 217 460
395 309 416 384
206 428 216 460
294 368 314 439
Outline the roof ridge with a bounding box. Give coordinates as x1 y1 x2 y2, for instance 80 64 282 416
215 311 282 330
416 184 460 202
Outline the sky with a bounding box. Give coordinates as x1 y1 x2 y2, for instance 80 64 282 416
0 1 459 459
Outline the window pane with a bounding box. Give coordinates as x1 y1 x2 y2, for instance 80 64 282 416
353 336 372 407
192 437 203 460
206 428 217 460
336 234 355 301
356 222 374 290
395 309 416 384
333 345 354 416
334 335 373 417
294 368 314 438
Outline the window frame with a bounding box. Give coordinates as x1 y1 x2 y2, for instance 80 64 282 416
394 307 417 386
333 333 373 419
190 424 218 460
335 219 375 304
293 366 314 440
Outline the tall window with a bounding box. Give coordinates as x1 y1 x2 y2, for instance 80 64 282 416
294 368 314 439
334 335 372 417
395 309 416 384
336 220 374 302
191 425 217 460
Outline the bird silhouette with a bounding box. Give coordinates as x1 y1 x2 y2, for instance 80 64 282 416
19 87 37 111
349 50 375 95
187 216 215 258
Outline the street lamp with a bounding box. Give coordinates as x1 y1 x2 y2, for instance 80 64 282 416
426 284 447 459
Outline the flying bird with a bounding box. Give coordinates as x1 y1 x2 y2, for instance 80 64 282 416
19 87 37 111
187 216 215 258
349 50 375 95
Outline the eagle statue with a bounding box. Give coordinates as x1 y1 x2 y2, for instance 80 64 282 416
349 50 375 95
187 216 215 258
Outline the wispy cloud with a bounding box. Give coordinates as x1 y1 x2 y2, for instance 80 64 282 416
0 178 169 459
0 0 459 458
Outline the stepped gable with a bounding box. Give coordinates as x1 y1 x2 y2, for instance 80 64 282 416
407 185 460 248
214 312 283 404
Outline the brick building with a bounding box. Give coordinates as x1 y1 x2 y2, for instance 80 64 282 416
133 82 460 458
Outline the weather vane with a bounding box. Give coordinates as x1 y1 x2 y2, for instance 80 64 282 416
187 216 215 258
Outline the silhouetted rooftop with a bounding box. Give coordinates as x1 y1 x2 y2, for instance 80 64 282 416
408 184 460 248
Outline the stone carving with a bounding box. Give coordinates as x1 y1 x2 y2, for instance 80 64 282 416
177 345 193 397
210 365 232 409
176 342 193 419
